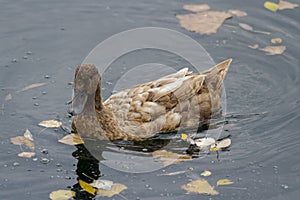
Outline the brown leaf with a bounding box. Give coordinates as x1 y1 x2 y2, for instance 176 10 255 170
260 45 286 55
183 4 210 12
278 0 298 10
176 11 232 35
10 136 35 150
228 9 247 17
271 38 283 44
38 120 62 128
5 93 12 101
18 152 36 158
17 82 47 93
152 150 192 166
58 134 84 145
182 179 219 195
97 183 127 197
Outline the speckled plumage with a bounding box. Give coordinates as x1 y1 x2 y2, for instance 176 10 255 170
70 59 232 141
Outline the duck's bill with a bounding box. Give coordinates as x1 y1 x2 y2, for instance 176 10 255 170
68 90 88 115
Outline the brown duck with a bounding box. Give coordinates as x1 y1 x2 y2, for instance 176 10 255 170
69 59 232 141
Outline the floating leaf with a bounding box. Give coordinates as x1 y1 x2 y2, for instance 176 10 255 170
260 45 286 55
152 150 192 166
214 138 231 149
10 136 34 150
79 179 97 195
49 190 75 200
24 129 34 141
271 37 283 44
91 180 114 191
177 11 232 35
183 4 210 12
194 137 216 148
200 170 212 177
278 0 298 10
228 9 247 17
17 82 47 93
5 93 12 101
97 183 127 197
248 44 259 49
157 170 186 176
264 1 279 12
182 179 219 195
18 152 36 158
238 23 271 35
58 134 84 145
217 179 234 186
181 133 188 140
38 120 62 128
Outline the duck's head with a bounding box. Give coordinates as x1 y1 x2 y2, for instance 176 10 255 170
68 64 101 115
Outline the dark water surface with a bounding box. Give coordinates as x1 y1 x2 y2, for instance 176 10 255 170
1 0 300 199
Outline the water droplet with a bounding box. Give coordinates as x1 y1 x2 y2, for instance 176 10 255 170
41 149 48 154
281 184 288 189
56 163 62 167
32 96 37 100
11 58 17 63
40 158 50 164
34 103 39 106
13 162 20 167
26 51 33 55
22 56 28 59
44 75 50 79
42 91 47 95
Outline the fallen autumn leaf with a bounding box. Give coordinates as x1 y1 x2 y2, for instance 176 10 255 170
182 179 219 195
38 120 62 128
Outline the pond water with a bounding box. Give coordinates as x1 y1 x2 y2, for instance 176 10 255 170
0 0 300 199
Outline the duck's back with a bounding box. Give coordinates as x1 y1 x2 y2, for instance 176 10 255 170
103 59 231 140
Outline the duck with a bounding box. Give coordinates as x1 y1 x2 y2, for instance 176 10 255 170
68 59 232 141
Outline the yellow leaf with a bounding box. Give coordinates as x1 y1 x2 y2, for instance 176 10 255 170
176 11 232 35
5 93 12 101
38 120 62 128
200 170 212 177
260 45 286 55
152 150 192 166
183 4 210 12
182 179 219 195
79 179 97 195
278 0 298 10
97 183 127 197
210 147 220 151
271 38 283 44
181 133 188 140
228 9 247 17
217 179 234 186
58 134 84 145
264 1 279 12
17 82 47 93
18 152 36 158
49 190 75 200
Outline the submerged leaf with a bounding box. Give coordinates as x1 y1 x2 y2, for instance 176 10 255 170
97 183 127 197
271 38 283 44
183 4 210 12
248 44 260 49
91 180 114 191
18 152 36 158
17 82 47 93
214 138 231 149
200 170 212 177
177 11 232 35
5 93 12 101
217 179 234 186
278 0 298 10
58 134 84 145
264 1 279 12
228 9 247 17
238 23 270 35
49 190 75 200
194 137 216 148
38 120 62 128
182 179 219 195
152 150 192 166
260 45 286 55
